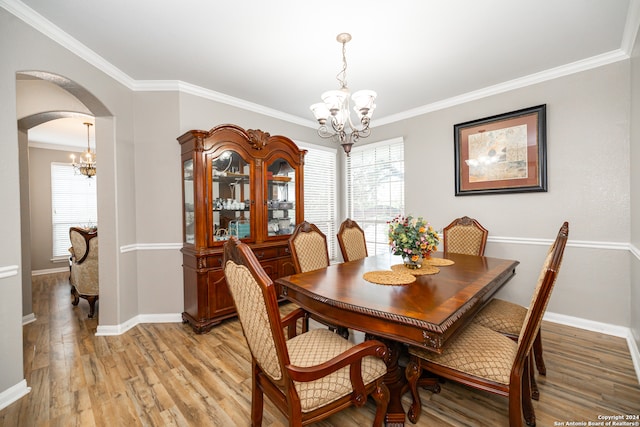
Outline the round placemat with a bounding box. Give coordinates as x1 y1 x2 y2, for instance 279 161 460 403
363 270 416 285
425 257 455 267
391 263 440 276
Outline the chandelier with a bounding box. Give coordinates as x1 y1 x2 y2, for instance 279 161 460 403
310 33 377 155
71 122 96 178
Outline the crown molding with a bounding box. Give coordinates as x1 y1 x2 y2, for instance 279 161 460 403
3 0 636 129
375 49 629 126
1 0 135 89
621 0 640 55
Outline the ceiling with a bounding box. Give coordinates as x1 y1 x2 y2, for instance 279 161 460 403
7 0 638 147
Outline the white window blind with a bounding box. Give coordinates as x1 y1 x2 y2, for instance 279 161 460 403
346 138 405 255
51 163 98 258
299 143 337 260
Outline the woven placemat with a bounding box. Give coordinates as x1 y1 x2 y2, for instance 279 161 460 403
425 257 455 267
391 263 440 276
363 270 416 285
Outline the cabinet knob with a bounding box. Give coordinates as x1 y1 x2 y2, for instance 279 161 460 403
256 252 265 259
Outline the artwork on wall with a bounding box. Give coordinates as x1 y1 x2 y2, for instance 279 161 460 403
454 104 547 196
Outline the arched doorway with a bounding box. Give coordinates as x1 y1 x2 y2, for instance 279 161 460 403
16 71 111 323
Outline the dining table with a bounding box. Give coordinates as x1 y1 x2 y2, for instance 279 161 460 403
276 251 520 426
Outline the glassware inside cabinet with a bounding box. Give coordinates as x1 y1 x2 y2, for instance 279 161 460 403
183 159 195 244
211 150 251 242
266 158 296 236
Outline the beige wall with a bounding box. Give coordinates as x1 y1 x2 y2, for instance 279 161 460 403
27 147 81 271
371 62 631 325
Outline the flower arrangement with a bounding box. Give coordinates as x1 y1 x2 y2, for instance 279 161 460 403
388 215 440 262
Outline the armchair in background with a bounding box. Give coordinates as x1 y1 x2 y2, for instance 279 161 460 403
69 227 99 318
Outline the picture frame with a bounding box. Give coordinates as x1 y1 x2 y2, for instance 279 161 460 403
454 104 547 196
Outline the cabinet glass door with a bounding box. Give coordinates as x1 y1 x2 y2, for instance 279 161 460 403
211 150 251 243
266 158 296 237
183 159 195 244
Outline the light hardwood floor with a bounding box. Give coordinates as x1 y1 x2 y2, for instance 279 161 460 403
1 272 639 426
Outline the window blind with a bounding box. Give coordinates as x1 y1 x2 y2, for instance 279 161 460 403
299 143 337 260
51 163 98 258
346 138 405 255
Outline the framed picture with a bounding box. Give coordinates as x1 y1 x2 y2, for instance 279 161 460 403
454 104 547 196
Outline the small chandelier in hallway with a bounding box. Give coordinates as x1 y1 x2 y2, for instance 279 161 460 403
71 122 96 178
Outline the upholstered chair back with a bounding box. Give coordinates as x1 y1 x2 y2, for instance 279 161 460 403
517 223 568 349
224 259 283 381
288 221 330 273
443 216 488 256
69 227 99 296
337 219 368 262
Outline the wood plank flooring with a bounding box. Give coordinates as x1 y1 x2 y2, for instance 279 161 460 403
1 272 639 426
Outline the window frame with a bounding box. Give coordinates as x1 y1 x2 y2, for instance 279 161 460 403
345 137 405 256
297 141 338 260
50 162 98 259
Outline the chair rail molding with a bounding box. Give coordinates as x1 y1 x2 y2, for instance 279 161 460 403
488 236 630 251
0 265 19 279
119 243 183 253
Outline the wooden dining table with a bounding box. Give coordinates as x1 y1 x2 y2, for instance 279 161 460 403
276 251 520 426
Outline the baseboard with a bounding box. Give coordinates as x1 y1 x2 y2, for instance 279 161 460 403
0 379 31 411
95 313 182 336
545 311 640 383
22 313 36 325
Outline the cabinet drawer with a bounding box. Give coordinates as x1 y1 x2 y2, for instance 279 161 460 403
278 246 291 257
252 247 278 260
207 255 224 269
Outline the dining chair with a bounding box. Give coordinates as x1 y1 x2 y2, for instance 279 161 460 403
69 226 99 318
405 222 568 427
288 221 349 336
337 218 368 262
223 237 390 427
442 216 489 256
288 221 330 273
474 250 551 384
445 215 551 385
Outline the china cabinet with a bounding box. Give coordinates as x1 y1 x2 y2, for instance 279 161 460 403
179 124 306 333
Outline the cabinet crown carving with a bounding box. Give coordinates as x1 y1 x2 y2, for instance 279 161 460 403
247 129 271 150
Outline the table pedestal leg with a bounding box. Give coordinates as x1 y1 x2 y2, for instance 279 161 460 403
367 335 407 426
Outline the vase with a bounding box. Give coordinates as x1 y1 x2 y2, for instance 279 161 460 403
402 254 423 269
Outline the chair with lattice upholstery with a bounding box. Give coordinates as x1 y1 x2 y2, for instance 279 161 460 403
474 250 553 390
288 221 348 336
288 221 330 273
406 222 568 427
443 216 553 383
443 216 489 256
223 236 390 426
473 229 548 385
337 218 368 262
69 227 99 318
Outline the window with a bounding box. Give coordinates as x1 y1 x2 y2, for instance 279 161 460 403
346 138 404 255
299 142 337 260
51 163 98 258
